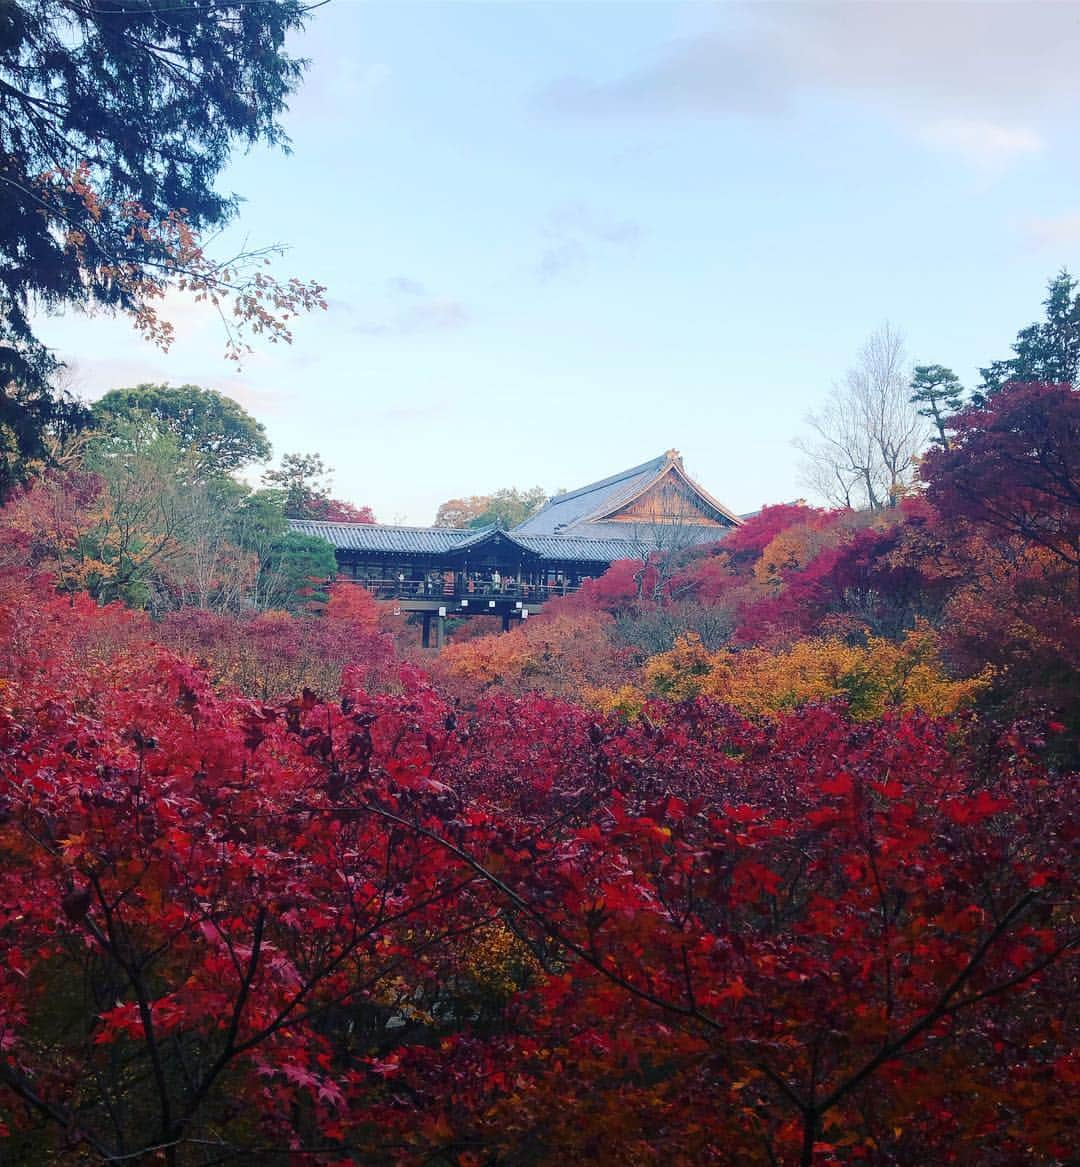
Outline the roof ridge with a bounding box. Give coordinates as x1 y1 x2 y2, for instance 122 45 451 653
290 519 476 535
525 454 668 514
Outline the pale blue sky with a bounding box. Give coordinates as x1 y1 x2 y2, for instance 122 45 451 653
34 1 1080 523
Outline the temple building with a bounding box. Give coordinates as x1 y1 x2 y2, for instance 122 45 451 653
289 450 740 645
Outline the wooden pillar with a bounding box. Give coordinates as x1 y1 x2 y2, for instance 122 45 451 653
502 612 511 633
421 612 432 649
435 614 445 649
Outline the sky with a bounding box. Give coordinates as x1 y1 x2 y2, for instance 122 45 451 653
32 0 1080 524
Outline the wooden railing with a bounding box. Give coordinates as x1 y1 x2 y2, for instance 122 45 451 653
341 579 581 603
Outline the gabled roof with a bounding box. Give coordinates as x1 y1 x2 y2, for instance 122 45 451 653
513 450 741 538
512 454 667 537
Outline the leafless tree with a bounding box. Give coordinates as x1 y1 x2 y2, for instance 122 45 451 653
625 482 718 603
796 324 928 510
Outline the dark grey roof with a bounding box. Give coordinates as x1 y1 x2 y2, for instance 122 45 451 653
288 520 479 555
513 454 668 537
512 533 649 563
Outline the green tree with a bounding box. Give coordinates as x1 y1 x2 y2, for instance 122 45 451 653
91 384 271 476
76 432 195 608
979 270 1080 396
0 0 318 493
467 486 548 529
231 488 291 557
263 453 334 519
909 365 965 449
261 530 337 611
229 487 336 610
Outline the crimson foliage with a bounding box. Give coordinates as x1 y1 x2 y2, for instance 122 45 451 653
0 570 1075 1165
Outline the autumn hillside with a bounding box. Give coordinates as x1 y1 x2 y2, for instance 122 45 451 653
4 0 1077 1161
1 346 1077 1164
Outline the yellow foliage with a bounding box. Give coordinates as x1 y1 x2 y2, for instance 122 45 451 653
642 632 715 701
584 683 647 719
640 625 987 720
460 921 540 999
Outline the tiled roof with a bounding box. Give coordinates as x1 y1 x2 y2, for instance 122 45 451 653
512 533 650 563
513 451 741 537
513 455 667 537
288 521 480 555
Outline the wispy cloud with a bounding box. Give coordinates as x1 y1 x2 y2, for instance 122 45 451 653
289 58 393 124
386 276 428 297
58 354 292 415
373 401 450 426
351 276 470 336
537 202 642 282
542 31 785 119
538 3 1080 170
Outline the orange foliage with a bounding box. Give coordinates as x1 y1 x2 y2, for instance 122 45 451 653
325 581 383 631
753 520 840 588
439 610 628 698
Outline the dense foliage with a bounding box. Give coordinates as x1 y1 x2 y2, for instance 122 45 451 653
0 568 1075 1164
0 328 1077 1162
91 385 271 477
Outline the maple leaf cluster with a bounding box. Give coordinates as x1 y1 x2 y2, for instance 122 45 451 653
0 559 1075 1165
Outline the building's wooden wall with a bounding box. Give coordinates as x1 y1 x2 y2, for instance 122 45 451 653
606 474 726 527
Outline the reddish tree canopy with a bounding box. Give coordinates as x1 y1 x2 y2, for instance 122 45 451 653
921 382 1080 568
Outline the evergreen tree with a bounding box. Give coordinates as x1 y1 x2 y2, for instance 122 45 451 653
979 270 1080 397
0 0 312 493
909 365 965 449
92 384 271 478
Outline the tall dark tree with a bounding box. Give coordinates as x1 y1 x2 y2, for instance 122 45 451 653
0 0 314 492
979 270 1080 397
92 384 271 477
909 364 965 449
0 376 88 499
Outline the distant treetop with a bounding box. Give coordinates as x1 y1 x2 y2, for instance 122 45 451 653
263 452 375 523
92 384 271 476
434 486 548 529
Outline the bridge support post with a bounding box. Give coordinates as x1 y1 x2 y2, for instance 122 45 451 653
421 612 432 649
502 612 511 633
435 614 445 649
